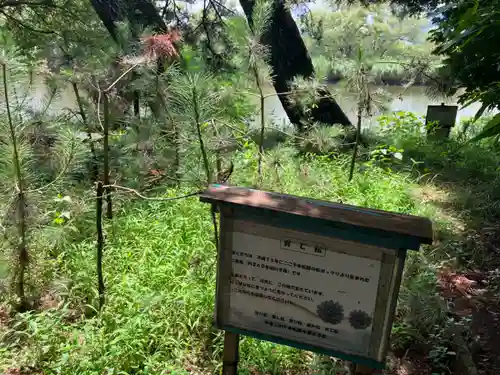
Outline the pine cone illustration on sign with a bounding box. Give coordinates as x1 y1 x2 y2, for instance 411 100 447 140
348 310 372 329
316 300 344 325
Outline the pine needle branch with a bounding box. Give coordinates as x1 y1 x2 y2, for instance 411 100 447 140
216 120 249 137
2 63 23 187
104 62 140 93
103 93 112 219
25 138 77 193
71 82 99 182
253 66 265 185
103 184 201 201
192 85 212 185
2 62 28 310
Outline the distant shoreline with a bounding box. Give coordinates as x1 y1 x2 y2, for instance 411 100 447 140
326 76 428 87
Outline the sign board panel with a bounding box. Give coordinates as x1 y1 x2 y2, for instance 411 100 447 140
426 104 458 128
217 219 400 367
426 104 458 138
201 185 433 370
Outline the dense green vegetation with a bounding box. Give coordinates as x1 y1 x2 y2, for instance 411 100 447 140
0 0 500 374
300 3 440 84
1 102 499 374
429 0 500 140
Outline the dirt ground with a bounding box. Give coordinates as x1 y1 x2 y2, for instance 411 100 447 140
384 226 500 375
472 300 500 375
385 354 433 375
438 253 500 374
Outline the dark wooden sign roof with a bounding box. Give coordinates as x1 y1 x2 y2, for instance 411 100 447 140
200 184 433 244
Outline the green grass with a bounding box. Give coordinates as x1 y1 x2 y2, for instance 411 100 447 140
1 116 500 375
0 190 310 374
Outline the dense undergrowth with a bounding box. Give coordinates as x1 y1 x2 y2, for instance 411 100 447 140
1 110 499 375
0 4 499 372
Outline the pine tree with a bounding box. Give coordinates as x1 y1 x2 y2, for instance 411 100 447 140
0 34 79 310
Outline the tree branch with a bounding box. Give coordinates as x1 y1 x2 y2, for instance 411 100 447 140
104 62 140 93
0 10 55 34
26 139 76 193
103 184 201 201
0 0 55 7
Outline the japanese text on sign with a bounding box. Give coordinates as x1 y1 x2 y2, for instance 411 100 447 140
226 230 381 356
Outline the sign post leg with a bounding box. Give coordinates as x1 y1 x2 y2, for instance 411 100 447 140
222 331 239 375
355 364 375 374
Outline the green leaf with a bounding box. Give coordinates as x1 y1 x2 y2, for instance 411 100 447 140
472 103 487 123
60 68 74 77
460 96 480 110
469 113 500 142
54 217 65 225
456 0 479 35
60 211 71 219
61 196 72 203
252 0 273 39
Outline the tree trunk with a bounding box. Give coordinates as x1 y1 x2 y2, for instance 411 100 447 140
96 181 105 309
90 0 353 132
239 0 352 132
89 0 167 43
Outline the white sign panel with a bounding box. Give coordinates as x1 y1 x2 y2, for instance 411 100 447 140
225 227 383 357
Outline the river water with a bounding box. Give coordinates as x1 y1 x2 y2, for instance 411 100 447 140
27 78 486 129
261 84 487 129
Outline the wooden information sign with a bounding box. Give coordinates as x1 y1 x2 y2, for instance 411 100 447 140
200 185 432 373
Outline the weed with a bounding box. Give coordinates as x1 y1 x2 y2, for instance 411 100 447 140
1 101 499 375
